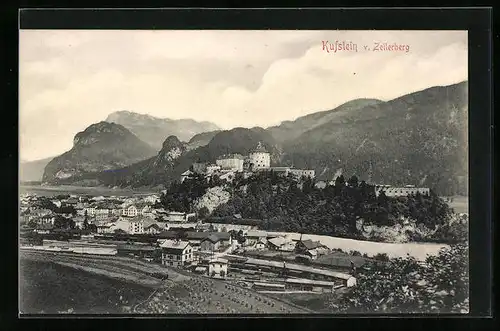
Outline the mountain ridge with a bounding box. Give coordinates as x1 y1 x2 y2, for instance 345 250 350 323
105 111 220 150
42 81 468 195
42 121 157 183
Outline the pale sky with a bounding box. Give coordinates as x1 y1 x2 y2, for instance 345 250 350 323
19 30 467 161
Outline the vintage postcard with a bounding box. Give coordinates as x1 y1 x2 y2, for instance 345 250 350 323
19 29 469 315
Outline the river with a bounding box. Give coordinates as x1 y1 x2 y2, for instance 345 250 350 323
19 185 158 197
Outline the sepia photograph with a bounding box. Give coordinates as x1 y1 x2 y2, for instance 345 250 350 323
19 29 469 315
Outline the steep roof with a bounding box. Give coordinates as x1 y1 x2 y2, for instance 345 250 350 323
160 239 190 250
251 142 268 153
145 223 162 230
203 234 222 243
268 236 292 247
299 239 324 250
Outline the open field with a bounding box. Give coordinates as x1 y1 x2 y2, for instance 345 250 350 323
20 258 154 314
136 278 310 314
20 250 310 314
266 232 448 261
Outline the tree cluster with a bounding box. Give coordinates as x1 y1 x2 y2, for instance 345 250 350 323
333 243 468 314
211 172 453 241
159 173 212 212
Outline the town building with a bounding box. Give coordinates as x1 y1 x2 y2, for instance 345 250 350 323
34 224 54 234
84 206 96 217
97 223 116 234
166 211 195 223
143 195 160 204
267 236 296 252
115 216 145 234
37 214 56 226
200 234 224 252
143 218 163 234
94 207 110 221
160 239 193 267
208 258 228 278
284 278 337 293
254 238 267 250
216 154 244 172
289 169 316 179
295 238 329 260
206 164 221 175
136 203 154 218
245 230 268 246
120 205 138 217
249 142 270 170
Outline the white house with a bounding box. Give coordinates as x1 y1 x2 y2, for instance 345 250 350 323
97 223 116 234
122 205 138 217
289 169 316 179
254 238 267 250
84 206 96 217
209 258 228 279
116 216 145 234
160 239 193 267
144 195 160 204
36 215 56 226
345 276 357 288
167 211 194 223
95 207 110 220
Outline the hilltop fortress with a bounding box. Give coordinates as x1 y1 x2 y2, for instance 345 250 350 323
181 142 315 183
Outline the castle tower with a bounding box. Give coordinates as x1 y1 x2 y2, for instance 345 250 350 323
249 141 270 170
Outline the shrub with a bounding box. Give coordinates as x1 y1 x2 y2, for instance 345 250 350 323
349 250 362 256
373 253 390 262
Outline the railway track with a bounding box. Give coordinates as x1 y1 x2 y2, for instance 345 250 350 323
21 250 312 314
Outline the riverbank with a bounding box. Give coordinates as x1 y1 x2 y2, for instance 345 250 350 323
19 184 158 197
266 232 448 261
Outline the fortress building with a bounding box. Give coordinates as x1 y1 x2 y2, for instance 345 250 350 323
216 154 244 172
249 142 270 170
374 185 430 197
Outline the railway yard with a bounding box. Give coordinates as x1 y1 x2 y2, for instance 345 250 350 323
21 250 310 314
